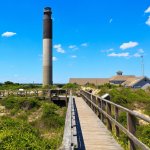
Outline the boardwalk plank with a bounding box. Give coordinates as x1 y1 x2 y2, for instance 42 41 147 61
74 96 123 150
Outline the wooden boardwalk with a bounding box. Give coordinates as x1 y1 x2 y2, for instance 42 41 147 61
74 96 123 150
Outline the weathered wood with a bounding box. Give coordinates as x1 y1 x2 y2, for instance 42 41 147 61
61 96 72 150
127 113 136 150
107 102 112 131
81 90 150 123
81 91 150 150
75 96 123 150
101 100 105 123
115 106 120 137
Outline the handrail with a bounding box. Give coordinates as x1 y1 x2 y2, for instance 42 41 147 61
61 95 72 150
82 90 150 123
61 95 78 150
80 90 150 150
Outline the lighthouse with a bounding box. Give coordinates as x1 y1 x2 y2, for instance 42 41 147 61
43 7 53 86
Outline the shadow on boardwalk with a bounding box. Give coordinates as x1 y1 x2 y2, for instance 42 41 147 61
73 98 86 150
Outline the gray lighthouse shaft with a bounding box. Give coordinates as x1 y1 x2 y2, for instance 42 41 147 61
43 7 53 86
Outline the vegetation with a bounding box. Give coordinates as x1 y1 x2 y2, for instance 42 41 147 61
0 96 66 149
0 81 41 90
62 83 80 90
0 117 53 150
62 83 80 95
97 86 150 116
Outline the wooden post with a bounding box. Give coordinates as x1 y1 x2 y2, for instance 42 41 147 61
65 90 68 106
98 98 101 119
93 96 96 113
127 113 136 150
115 106 120 137
106 102 112 131
101 100 105 123
90 94 93 109
95 97 99 116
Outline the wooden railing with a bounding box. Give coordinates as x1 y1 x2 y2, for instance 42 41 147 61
80 90 150 150
61 95 78 150
0 89 68 98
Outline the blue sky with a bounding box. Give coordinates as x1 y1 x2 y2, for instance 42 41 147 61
0 0 150 83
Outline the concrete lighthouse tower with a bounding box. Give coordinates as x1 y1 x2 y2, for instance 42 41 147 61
43 7 53 86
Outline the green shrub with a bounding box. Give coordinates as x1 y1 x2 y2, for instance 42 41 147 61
1 97 41 115
41 103 65 129
0 117 61 150
137 125 150 148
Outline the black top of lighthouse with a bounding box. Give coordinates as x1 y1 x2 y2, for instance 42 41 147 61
43 7 52 39
44 7 52 15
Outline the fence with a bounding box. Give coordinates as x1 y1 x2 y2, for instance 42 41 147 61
80 90 150 150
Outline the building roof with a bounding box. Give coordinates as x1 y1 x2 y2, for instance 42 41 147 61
69 78 109 85
122 76 150 87
121 77 140 86
69 73 150 87
110 75 135 81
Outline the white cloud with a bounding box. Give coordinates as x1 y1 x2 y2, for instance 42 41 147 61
101 48 114 53
1 31 16 37
138 49 144 53
133 53 141 58
71 55 77 58
81 43 88 47
145 6 150 13
120 41 139 50
68 45 78 50
109 18 113 23
53 57 58 61
53 44 65 53
108 52 129 57
146 16 150 26
133 49 144 58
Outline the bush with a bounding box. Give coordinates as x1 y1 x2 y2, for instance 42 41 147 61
0 117 58 150
137 125 150 148
63 83 79 90
4 81 14 85
41 103 65 129
1 97 41 113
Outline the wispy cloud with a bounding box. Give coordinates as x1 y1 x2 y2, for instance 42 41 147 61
71 55 77 58
120 41 139 50
81 43 88 47
133 53 141 58
108 52 129 57
68 45 78 50
1 31 16 37
145 6 150 13
133 49 144 58
109 18 113 23
146 16 150 26
53 57 58 61
101 48 114 53
138 49 144 53
53 44 65 53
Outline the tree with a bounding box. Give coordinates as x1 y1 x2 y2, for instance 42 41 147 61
4 81 14 85
62 83 79 91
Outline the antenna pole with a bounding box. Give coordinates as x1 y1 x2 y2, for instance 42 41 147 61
141 55 145 77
